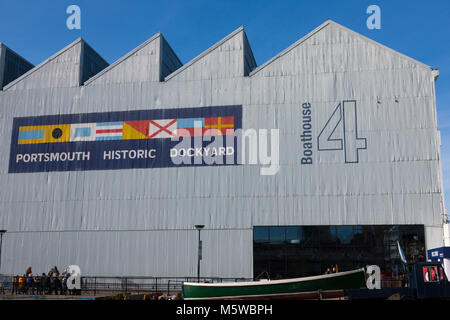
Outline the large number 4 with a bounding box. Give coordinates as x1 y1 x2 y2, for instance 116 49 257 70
318 100 367 163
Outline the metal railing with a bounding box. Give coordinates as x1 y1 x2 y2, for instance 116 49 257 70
80 276 252 295
0 275 252 297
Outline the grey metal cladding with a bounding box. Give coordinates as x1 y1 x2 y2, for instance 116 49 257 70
0 43 34 89
0 20 444 277
80 40 109 84
160 35 183 80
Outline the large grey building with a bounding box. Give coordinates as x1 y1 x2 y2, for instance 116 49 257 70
0 20 445 279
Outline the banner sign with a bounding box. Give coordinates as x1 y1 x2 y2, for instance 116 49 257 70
9 105 242 173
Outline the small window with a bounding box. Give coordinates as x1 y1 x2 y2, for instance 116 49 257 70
269 227 285 244
423 266 439 282
253 226 269 243
336 226 353 245
286 226 302 244
440 267 445 281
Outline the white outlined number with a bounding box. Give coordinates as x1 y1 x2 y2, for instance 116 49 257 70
318 100 367 163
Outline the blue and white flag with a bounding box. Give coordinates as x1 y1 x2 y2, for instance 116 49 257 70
397 240 407 264
70 123 96 142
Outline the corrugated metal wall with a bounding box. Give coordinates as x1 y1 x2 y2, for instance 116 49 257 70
0 43 34 88
0 21 445 277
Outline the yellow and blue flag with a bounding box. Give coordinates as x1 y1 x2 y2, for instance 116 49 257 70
18 124 71 144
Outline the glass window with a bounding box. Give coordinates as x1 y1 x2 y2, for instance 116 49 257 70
318 226 336 247
423 266 439 282
269 227 285 244
336 226 353 245
302 226 320 247
253 226 269 243
268 258 286 280
398 225 425 262
351 226 364 246
286 226 302 244
253 224 425 280
359 226 377 247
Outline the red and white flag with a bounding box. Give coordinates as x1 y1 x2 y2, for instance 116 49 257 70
149 119 177 138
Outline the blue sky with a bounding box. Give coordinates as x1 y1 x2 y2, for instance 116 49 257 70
1 0 449 212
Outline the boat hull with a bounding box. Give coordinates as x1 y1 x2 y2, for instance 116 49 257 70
183 269 366 300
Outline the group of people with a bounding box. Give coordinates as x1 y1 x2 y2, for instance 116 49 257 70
11 266 75 295
324 265 339 274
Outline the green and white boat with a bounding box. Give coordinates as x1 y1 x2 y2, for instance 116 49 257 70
182 268 366 300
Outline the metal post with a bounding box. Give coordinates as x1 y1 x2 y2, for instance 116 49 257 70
0 230 6 273
195 225 204 283
198 227 202 283
168 280 170 296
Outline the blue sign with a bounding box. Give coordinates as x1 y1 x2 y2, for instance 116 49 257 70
9 105 242 173
427 247 450 263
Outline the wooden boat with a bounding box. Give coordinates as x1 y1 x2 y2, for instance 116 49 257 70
182 268 366 300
